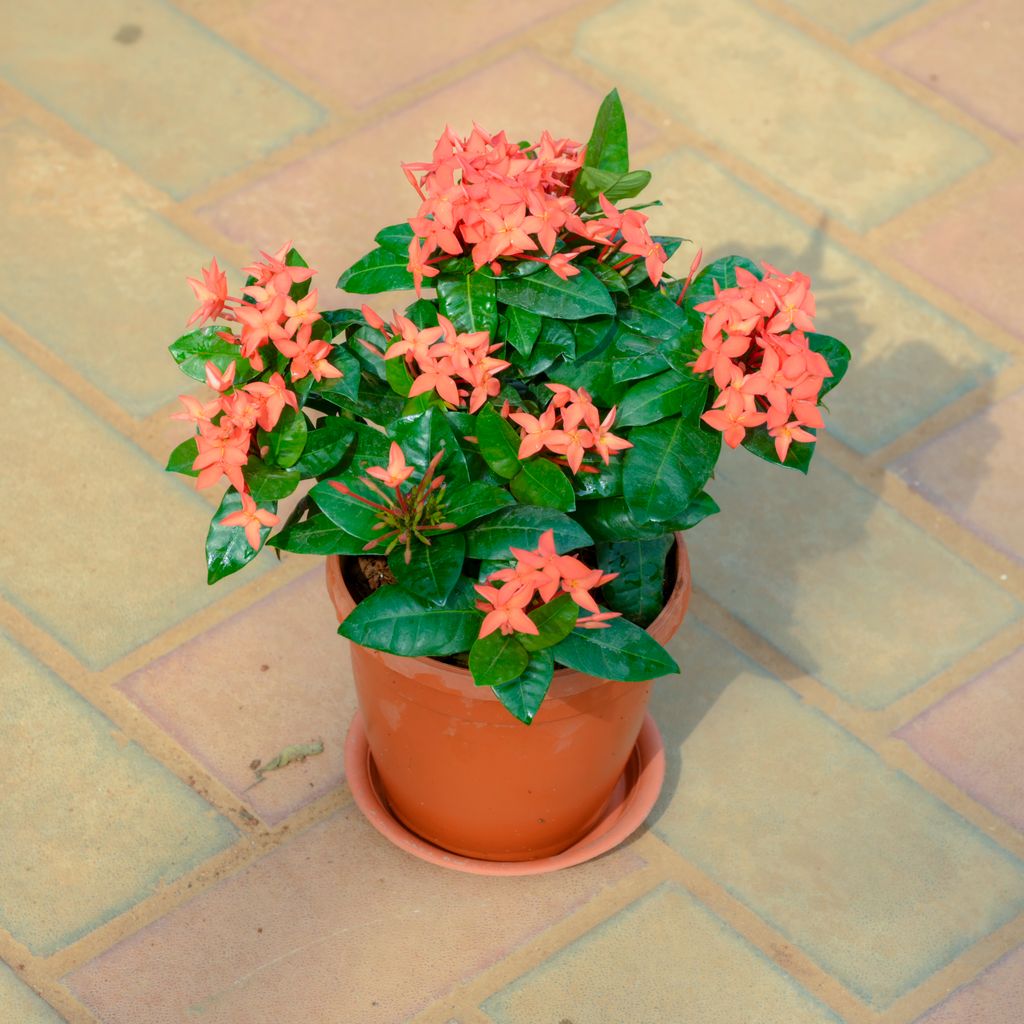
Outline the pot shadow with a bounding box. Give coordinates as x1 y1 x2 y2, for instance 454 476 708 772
638 214 1001 832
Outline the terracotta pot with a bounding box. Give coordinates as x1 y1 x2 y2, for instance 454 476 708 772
326 536 691 862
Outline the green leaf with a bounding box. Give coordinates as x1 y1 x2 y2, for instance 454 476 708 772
618 370 710 427
546 351 628 408
466 506 591 560
519 594 579 652
444 481 516 527
575 492 718 542
808 332 851 397
583 88 629 174
502 306 542 356
437 271 497 334
596 536 674 626
476 403 522 479
496 266 614 320
285 247 311 300
619 287 690 341
292 418 356 478
338 577 483 657
310 473 382 541
388 531 465 605
580 257 629 295
168 326 253 383
510 459 575 511
623 416 721 523
551 615 678 682
384 349 415 397
166 436 198 476
268 512 371 555
610 333 670 383
321 308 367 335
686 255 760 311
317 345 362 404
375 222 415 251
573 167 651 209
573 316 617 358
741 425 815 474
572 458 623 501
491 650 554 724
470 632 529 687
390 407 469 488
337 247 415 293
206 490 275 584
243 459 300 502
258 406 308 468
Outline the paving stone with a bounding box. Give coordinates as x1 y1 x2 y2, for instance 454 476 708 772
883 0 1024 141
483 882 841 1023
64 808 643 1023
576 0 987 230
0 0 323 197
0 111 226 417
891 174 1024 341
650 627 1024 1008
781 0 924 39
197 51 635 309
893 389 1023 562
256 0 584 108
120 570 355 826
0 633 236 955
913 944 1024 1023
0 964 64 1024
0 340 270 669
644 148 1004 454
898 647 1024 831
689 449 1019 707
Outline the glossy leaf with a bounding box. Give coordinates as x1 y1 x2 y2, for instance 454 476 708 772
243 459 301 502
596 535 674 626
808 332 852 398
168 326 253 384
551 615 679 682
321 308 366 336
470 631 529 687
443 481 516 527
388 531 465 605
618 370 709 427
571 458 623 501
466 505 592 561
268 512 371 555
491 650 554 724
338 577 483 657
510 459 575 511
291 418 355 478
519 595 579 652
610 333 670 383
741 425 815 474
206 490 275 584
575 493 719 542
258 406 307 468
165 436 198 476
375 222 415 251
496 266 614 320
502 306 542 356
390 407 469 488
573 167 651 209
476 403 522 479
310 473 382 541
685 255 760 310
437 271 497 334
285 247 311 300
580 257 629 295
619 287 690 341
583 88 629 174
384 350 414 397
336 247 415 293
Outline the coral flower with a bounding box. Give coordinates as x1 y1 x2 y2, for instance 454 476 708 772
556 556 611 613
701 396 768 449
474 582 540 639
577 610 622 629
192 430 249 492
408 237 440 295
366 443 415 489
186 258 229 326
587 406 633 464
204 360 236 393
219 493 279 550
243 372 298 431
510 407 559 459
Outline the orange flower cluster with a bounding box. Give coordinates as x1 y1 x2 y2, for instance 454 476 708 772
693 264 833 461
365 306 510 413
509 384 631 475
474 530 621 639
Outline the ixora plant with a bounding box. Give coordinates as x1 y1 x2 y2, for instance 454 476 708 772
166 91 849 732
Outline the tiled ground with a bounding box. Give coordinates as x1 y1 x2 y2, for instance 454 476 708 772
1 2 1021 1022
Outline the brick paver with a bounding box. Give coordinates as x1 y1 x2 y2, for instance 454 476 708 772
2 0 1021 1021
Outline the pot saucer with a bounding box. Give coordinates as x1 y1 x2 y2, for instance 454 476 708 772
344 712 665 876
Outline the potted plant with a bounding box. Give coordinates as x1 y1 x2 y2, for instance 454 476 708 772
166 90 849 869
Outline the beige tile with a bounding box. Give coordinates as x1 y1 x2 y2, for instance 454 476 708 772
0 964 63 1024
781 0 925 39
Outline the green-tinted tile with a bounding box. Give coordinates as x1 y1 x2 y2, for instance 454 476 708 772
483 883 840 1024
0 115 226 416
782 0 924 39
0 964 63 1024
576 0 987 229
690 451 1018 707
644 148 1004 454
0 635 236 955
0 0 322 197
651 630 1024 1008
0 340 270 668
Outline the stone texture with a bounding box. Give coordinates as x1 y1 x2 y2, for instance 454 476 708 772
913 945 1024 1024
0 340 270 669
884 0 1024 141
781 0 924 39
0 633 236 955
893 389 1024 562
483 882 841 1024
687 451 1019 708
899 647 1024 831
120 570 355 825
0 110 226 416
256 0 584 108
65 808 643 1023
891 175 1024 342
576 0 987 230
0 0 323 197
645 148 1004 454
650 621 1024 1009
0 964 63 1024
